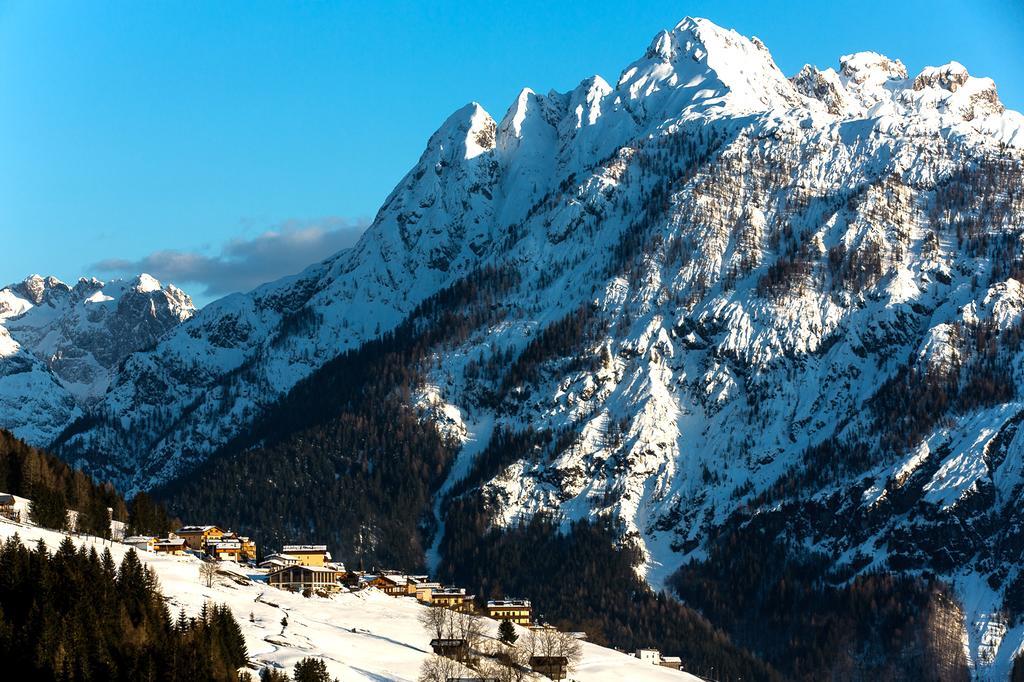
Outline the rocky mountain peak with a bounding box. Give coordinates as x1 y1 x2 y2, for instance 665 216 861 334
0 273 196 437
428 102 497 162
790 64 853 115
73 277 104 296
565 76 612 129
133 272 163 293
839 51 909 84
618 16 800 117
913 61 970 92
16 274 70 305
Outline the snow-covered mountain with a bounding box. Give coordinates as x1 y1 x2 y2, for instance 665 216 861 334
5 15 1024 675
0 274 194 444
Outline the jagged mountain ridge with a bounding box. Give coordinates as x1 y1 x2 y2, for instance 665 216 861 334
6 15 1024 676
0 273 194 444
44 17 1023 485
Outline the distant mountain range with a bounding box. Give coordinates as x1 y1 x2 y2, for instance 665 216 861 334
3 16 1024 678
0 273 193 444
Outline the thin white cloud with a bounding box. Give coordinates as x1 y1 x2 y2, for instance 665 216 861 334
91 217 368 300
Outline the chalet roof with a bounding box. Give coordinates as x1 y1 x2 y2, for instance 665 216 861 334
429 638 467 647
281 544 328 552
269 564 339 576
155 539 186 547
261 553 298 562
487 599 531 608
177 525 221 533
661 656 682 663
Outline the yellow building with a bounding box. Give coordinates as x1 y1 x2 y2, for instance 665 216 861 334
175 525 225 550
239 536 258 562
415 583 441 603
280 544 331 566
215 532 258 562
486 599 532 625
206 539 242 561
369 574 410 596
431 587 475 613
408 576 440 601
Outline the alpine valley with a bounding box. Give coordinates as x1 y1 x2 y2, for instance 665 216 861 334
5 15 1024 680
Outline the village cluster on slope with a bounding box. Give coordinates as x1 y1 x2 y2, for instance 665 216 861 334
118 518 687 678
0 500 699 682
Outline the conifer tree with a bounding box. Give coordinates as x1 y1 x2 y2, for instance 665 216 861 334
80 495 112 538
0 534 248 681
260 668 291 682
29 485 67 530
293 657 335 682
498 619 518 645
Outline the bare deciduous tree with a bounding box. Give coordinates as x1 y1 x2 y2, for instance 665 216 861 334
418 606 484 647
477 648 530 682
526 627 583 670
199 560 217 588
452 610 485 648
418 605 449 640
417 653 468 682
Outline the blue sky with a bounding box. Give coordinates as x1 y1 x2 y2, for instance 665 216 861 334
2 1 1022 306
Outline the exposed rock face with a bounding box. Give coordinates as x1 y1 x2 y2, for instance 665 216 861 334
791 64 852 115
0 274 194 443
914 62 971 92
4 15 1024 676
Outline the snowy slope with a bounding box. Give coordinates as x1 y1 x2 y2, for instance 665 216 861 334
0 326 83 445
0 516 699 682
5 14 1024 678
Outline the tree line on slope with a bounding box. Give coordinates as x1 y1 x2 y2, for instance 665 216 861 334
257 657 337 682
157 266 520 570
0 432 334 680
871 316 1022 457
437 504 782 682
0 429 177 538
0 534 247 681
494 303 602 405
669 515 971 682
